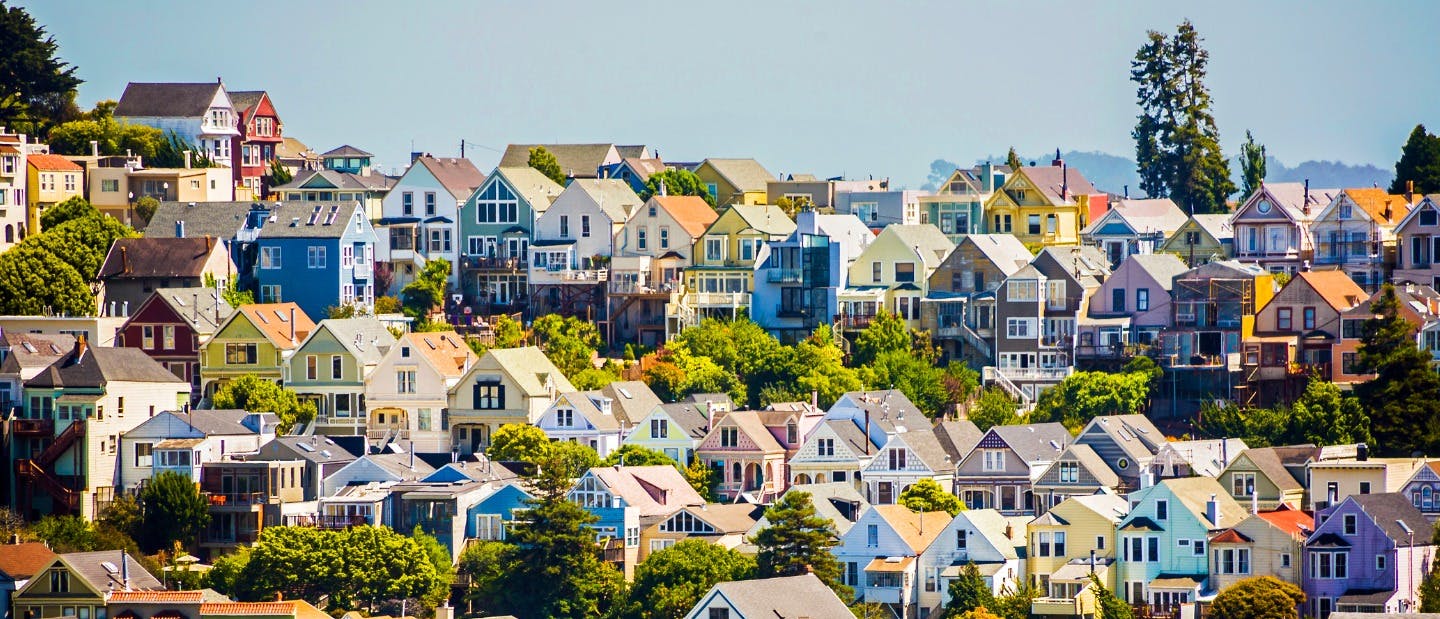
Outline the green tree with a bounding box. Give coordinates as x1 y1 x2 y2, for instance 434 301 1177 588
1390 124 1440 195
400 257 451 320
639 168 716 206
0 1 82 134
205 272 254 307
531 314 603 377
234 526 447 612
753 490 850 599
138 470 210 552
627 540 755 619
457 540 516 616
1287 378 1372 447
133 196 159 227
211 374 316 434
787 325 864 409
24 212 137 279
1239 130 1267 198
990 580 1040 619
1006 147 1024 172
492 313 526 347
602 444 676 467
546 440 601 479
1132 21 1235 211
486 423 552 463
528 146 566 186
853 308 910 366
98 494 142 541
39 196 98 229
204 547 252 597
861 350 946 417
1089 573 1133 619
944 562 995 617
31 515 99 553
970 387 1022 431
265 159 293 188
900 478 963 516
571 363 623 390
1356 283 1440 455
46 116 167 161
1209 576 1304 619
1420 520 1440 611
1031 369 1153 431
0 243 92 315
409 526 457 610
685 455 718 502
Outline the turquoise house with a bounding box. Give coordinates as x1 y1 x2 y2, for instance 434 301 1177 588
1115 477 1247 610
456 166 563 313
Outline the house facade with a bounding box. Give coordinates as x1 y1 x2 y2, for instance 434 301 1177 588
227 91 284 198
447 346 571 454
114 81 241 168
252 201 379 317
696 410 787 502
287 317 395 437
692 158 775 206
378 155 487 292
1302 493 1431 616
982 155 1106 247
1310 188 1412 291
457 167 562 314
365 331 477 453
666 204 795 338
751 211 873 343
610 195 718 345
1158 214 1233 267
97 237 236 315
528 179 643 319
839 224 954 333
116 287 234 403
1080 198 1188 268
1114 478 1246 610
1027 494 1129 617
197 303 315 398
1229 182 1341 274
924 233 1032 366
952 423 1071 515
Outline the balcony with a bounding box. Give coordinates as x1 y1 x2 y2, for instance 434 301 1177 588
1314 243 1382 265
993 366 1073 381
11 418 54 436
688 291 750 308
530 266 608 286
284 514 373 529
839 314 876 330
858 586 902 605
463 255 528 271
204 492 266 508
766 268 803 284
352 263 371 279
609 277 678 296
1033 597 1089 616
776 307 809 319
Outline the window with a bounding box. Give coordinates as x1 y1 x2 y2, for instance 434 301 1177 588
1303 307 1316 330
163 326 175 350
260 247 281 269
260 285 281 302
156 450 191 467
331 355 343 380
306 355 318 380
1136 288 1150 312
1232 472 1256 497
1277 308 1292 330
867 524 879 547
1006 318 1035 339
581 215 591 238
1311 551 1348 579
1193 539 1205 555
49 569 69 593
705 237 724 261
1343 514 1356 535
1281 553 1291 568
1215 548 1251 574
474 382 504 409
1377 554 1387 571
651 418 668 438
720 426 738 447
134 442 153 467
1359 481 1371 494
1037 532 1052 557
1423 210 1438 227
888 449 907 470
1046 280 1066 309
659 226 669 249
307 246 327 269
475 182 519 223
224 343 258 365
1112 288 1126 312
895 262 915 283
1156 500 1168 521
396 370 416 393
1096 536 1106 550
424 192 436 215
872 261 882 282
1028 214 1041 235
1008 280 1038 301
982 449 1005 472
709 609 730 619
817 438 835 457
1058 461 1079 483
101 179 120 192
637 227 647 250
560 215 570 238
402 192 413 215
142 325 156 349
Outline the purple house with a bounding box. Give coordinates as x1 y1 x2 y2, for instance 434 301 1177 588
1303 493 1433 618
1075 253 1188 359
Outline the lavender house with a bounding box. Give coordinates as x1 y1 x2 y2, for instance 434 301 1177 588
1303 493 1433 617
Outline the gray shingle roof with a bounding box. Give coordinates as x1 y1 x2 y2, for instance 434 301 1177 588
1336 493 1431 546
600 381 662 427
312 317 397 367
259 436 358 465
256 202 364 239
413 156 486 201
659 402 711 439
934 420 983 463
26 345 189 388
699 573 851 618
989 423 1072 463
59 550 163 592
274 169 394 191
700 158 776 193
962 234 1034 276
827 419 875 455
568 178 644 221
499 144 619 178
114 82 224 118
1124 253 1190 292
143 201 259 240
322 145 373 158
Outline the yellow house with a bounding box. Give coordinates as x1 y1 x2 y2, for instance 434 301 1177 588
984 158 1102 247
1157 214 1233 266
692 158 775 206
12 550 161 619
840 223 954 331
667 204 795 336
1208 506 1313 590
199 303 316 398
26 153 84 232
1028 493 1129 617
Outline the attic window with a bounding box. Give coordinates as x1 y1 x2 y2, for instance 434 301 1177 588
401 346 410 358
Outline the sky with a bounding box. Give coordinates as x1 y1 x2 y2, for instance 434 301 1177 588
20 0 1440 187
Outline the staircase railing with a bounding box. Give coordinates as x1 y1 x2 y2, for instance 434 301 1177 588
16 459 80 511
36 421 85 467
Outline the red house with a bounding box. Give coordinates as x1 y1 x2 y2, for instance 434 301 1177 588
229 90 283 198
117 287 236 403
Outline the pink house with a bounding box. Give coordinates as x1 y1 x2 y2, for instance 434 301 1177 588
696 410 787 502
1076 253 1189 359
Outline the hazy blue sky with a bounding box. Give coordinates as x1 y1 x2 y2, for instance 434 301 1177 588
20 0 1440 187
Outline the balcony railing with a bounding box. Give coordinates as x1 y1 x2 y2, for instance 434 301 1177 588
993 366 1073 381
688 292 750 307
766 268 803 284
284 514 373 529
204 492 266 507
858 585 902 605
839 314 875 330
11 418 54 436
609 278 678 295
463 255 528 271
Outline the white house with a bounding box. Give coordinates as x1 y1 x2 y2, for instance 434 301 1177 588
364 331 478 454
114 81 241 167
834 504 951 616
535 391 625 457
529 179 644 282
378 155 487 291
118 409 275 491
924 509 1028 609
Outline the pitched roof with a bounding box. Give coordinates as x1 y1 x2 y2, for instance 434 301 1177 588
1124 253 1190 292
558 391 616 431
0 542 56 580
0 332 74 375
1160 477 1248 529
1056 444 1121 487
499 144 618 178
699 573 851 619
933 420 983 463
142 287 235 333
274 169 394 191
403 331 477 378
615 145 650 159
962 234 1033 275
871 505 951 553
1237 446 1311 492
891 425 954 472
58 550 163 591
114 82 224 117
227 90 266 116
414 156 487 201
98 237 225 280
989 423 1072 463
716 410 785 453
256 202 365 239
1256 505 1315 538
1340 493 1431 546
700 158 776 193
489 167 563 209
276 137 316 161
1251 182 1341 221
588 465 705 517
659 402 711 439
106 590 209 603
321 145 372 158
479 346 571 393
1340 188 1411 225
651 196 719 238
1020 164 1099 204
312 317 396 367
232 303 315 350
1290 270 1367 312
1191 214 1233 241
1069 492 1131 523
1035 245 1111 287
755 482 869 535
827 419 877 455
834 390 928 433
26 344 188 388
143 201 259 240
27 153 82 171
128 409 256 437
674 503 759 533
618 157 666 182
1153 438 1248 478
1083 414 1167 461
261 436 357 465
1109 198 1189 234
568 178 644 221
728 204 796 237
877 224 955 268
360 452 437 481
962 508 1028 559
599 381 662 427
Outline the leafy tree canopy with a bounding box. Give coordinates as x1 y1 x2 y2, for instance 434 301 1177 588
0 243 93 315
639 168 716 206
943 562 995 617
531 314 603 378
602 444 676 468
1209 577 1304 619
39 196 99 229
0 1 82 134
211 375 316 434
486 423 553 464
969 387 1023 431
753 491 850 599
900 478 963 516
528 146 566 186
1031 368 1153 431
138 470 210 553
1390 124 1440 195
626 540 755 619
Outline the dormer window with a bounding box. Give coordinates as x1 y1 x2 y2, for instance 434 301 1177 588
556 408 574 427
207 109 230 129
1339 203 1352 219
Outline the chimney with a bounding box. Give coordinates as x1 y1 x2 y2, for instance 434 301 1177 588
1052 148 1063 167
289 307 297 344
184 150 193 169
1408 180 1415 204
1061 162 1069 202
1221 437 1228 466
90 141 99 157
120 550 129 590
120 246 130 274
811 389 818 413
194 293 200 323
1206 494 1221 528
1251 489 1259 515
1303 179 1310 216
1327 484 1338 506
205 235 213 252
175 220 186 238
74 334 88 360
1139 467 1153 489
864 409 871 455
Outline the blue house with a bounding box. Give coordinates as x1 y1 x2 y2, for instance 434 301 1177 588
1302 493 1432 616
751 210 874 343
567 465 705 579
251 201 379 318
456 166 562 312
1115 477 1246 610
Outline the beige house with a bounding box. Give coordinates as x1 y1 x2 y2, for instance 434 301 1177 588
448 346 572 455
1208 506 1313 590
364 331 477 453
638 503 758 563
840 224 955 331
692 158 775 206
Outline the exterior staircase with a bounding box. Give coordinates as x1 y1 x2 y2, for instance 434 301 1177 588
16 420 85 513
982 367 1035 411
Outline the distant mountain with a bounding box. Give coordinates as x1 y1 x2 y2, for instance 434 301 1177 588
921 151 1394 198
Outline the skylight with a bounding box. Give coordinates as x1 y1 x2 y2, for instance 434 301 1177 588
276 310 289 322
618 388 633 399
297 442 316 452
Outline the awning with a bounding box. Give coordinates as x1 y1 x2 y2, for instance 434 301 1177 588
56 394 100 403
155 438 205 449
865 557 915 573
1309 533 1351 548
377 217 420 225
532 239 576 247
1120 517 1164 532
1338 590 1395 605
1147 575 1203 590
1245 334 1296 344
424 216 454 224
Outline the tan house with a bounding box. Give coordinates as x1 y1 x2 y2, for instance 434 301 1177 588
692 158 775 206
448 346 571 454
1307 456 1429 511
366 331 479 453
1218 445 1316 510
1208 506 1313 590
1028 493 1129 617
839 224 954 332
638 503 758 563
25 154 83 232
10 551 161 619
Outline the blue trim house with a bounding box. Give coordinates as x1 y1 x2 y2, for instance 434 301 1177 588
568 465 705 579
456 167 562 313
251 201 379 319
1114 477 1246 610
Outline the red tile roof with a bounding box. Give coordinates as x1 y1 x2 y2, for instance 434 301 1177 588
0 542 57 579
201 603 295 616
27 153 83 172
109 591 206 603
1209 529 1252 544
1257 505 1315 537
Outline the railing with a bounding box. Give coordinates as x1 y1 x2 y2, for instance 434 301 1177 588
937 320 992 357
367 427 410 441
766 268 803 284
36 421 85 466
776 307 809 318
285 514 372 529
353 264 371 279
563 269 608 282
983 366 1033 406
994 367 1074 381
839 314 876 330
463 255 528 270
11 418 54 436
15 459 80 511
858 585 902 605
204 492 266 507
687 292 750 307
609 278 677 295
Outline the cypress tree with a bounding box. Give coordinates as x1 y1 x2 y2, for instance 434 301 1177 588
1389 124 1440 195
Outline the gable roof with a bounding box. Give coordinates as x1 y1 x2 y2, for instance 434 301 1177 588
871 505 951 553
1018 164 1099 204
618 157 666 182
311 317 396 367
1334 493 1431 546
26 344 188 388
696 573 851 619
478 346 572 393
256 202 366 239
1154 438 1248 478
1288 270 1367 312
987 423 1072 463
1242 182 1341 221
833 390 928 433
1123 253 1190 292
403 331 477 379
671 503 760 534
825 419 877 455
588 465 705 517
0 542 56 580
555 391 616 430
1100 198 1190 235
114 82 225 117
1069 492 1131 523
1236 446 1313 492
700 158 776 193
756 482 869 535
715 410 785 453
140 287 234 333
599 381 662 426
1052 444 1121 487
227 90 267 117
1034 245 1111 287
933 420 983 463
1337 188 1412 225
1081 414 1167 461
1159 477 1248 529
57 550 163 592
143 201 259 240
658 402 711 439
650 196 719 238
230 303 315 349
261 436 357 465
568 178 644 221
727 204 796 237
1255 505 1315 538
0 332 73 376
889 425 953 472
357 452 437 481
321 145 372 158
488 166 563 209
98 237 226 280
961 234 1034 275
274 169 394 192
128 409 256 437
499 144 619 178
875 224 955 268
961 508 1028 559
27 153 82 172
413 156 486 201
1189 214 1233 241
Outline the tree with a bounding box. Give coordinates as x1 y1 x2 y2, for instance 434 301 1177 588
639 169 716 206
265 159 293 188
943 563 995 617
492 313 526 348
211 374 317 434
900 478 963 516
39 196 98 229
400 258 451 321
46 115 167 162
1005 147 1024 172
1089 573 1133 619
1208 577 1304 619
989 580 1040 619
528 146 566 186
861 350 946 417
1031 368 1153 431
486 423 552 464
684 455 718 502
230 526 448 612
205 272 254 307
138 470 210 552
1288 378 1372 447
23 212 137 280
627 540 755 619
133 196 159 227
753 491 850 599
531 314 602 377
571 363 623 390
457 540 517 616
0 1 82 134
204 547 252 598
853 309 910 366
1131 21 1235 211
969 387 1022 431
602 444 676 468
1355 283 1440 456
410 526 457 610
1421 520 1440 612
786 325 864 409
546 440 601 479
1239 130 1267 198
0 243 92 315
1390 124 1440 195
31 515 100 553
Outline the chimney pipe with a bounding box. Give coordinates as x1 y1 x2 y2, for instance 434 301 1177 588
120 246 130 274
120 550 129 590
176 220 186 238
184 150 192 169
1407 180 1415 204
289 307 296 343
90 141 99 158
1303 179 1310 216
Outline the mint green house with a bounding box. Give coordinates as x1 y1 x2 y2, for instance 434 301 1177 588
286 317 396 437
457 166 563 313
1115 477 1247 610
621 402 713 464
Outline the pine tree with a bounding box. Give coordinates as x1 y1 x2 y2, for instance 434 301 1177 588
1389 124 1440 195
1005 147 1024 172
1354 283 1440 456
944 563 995 617
752 491 850 599
1240 130 1267 198
528 146 566 186
1131 30 1172 199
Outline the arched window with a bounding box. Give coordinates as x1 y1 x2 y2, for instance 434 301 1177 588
4 224 11 243
1423 486 1433 510
732 462 741 484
